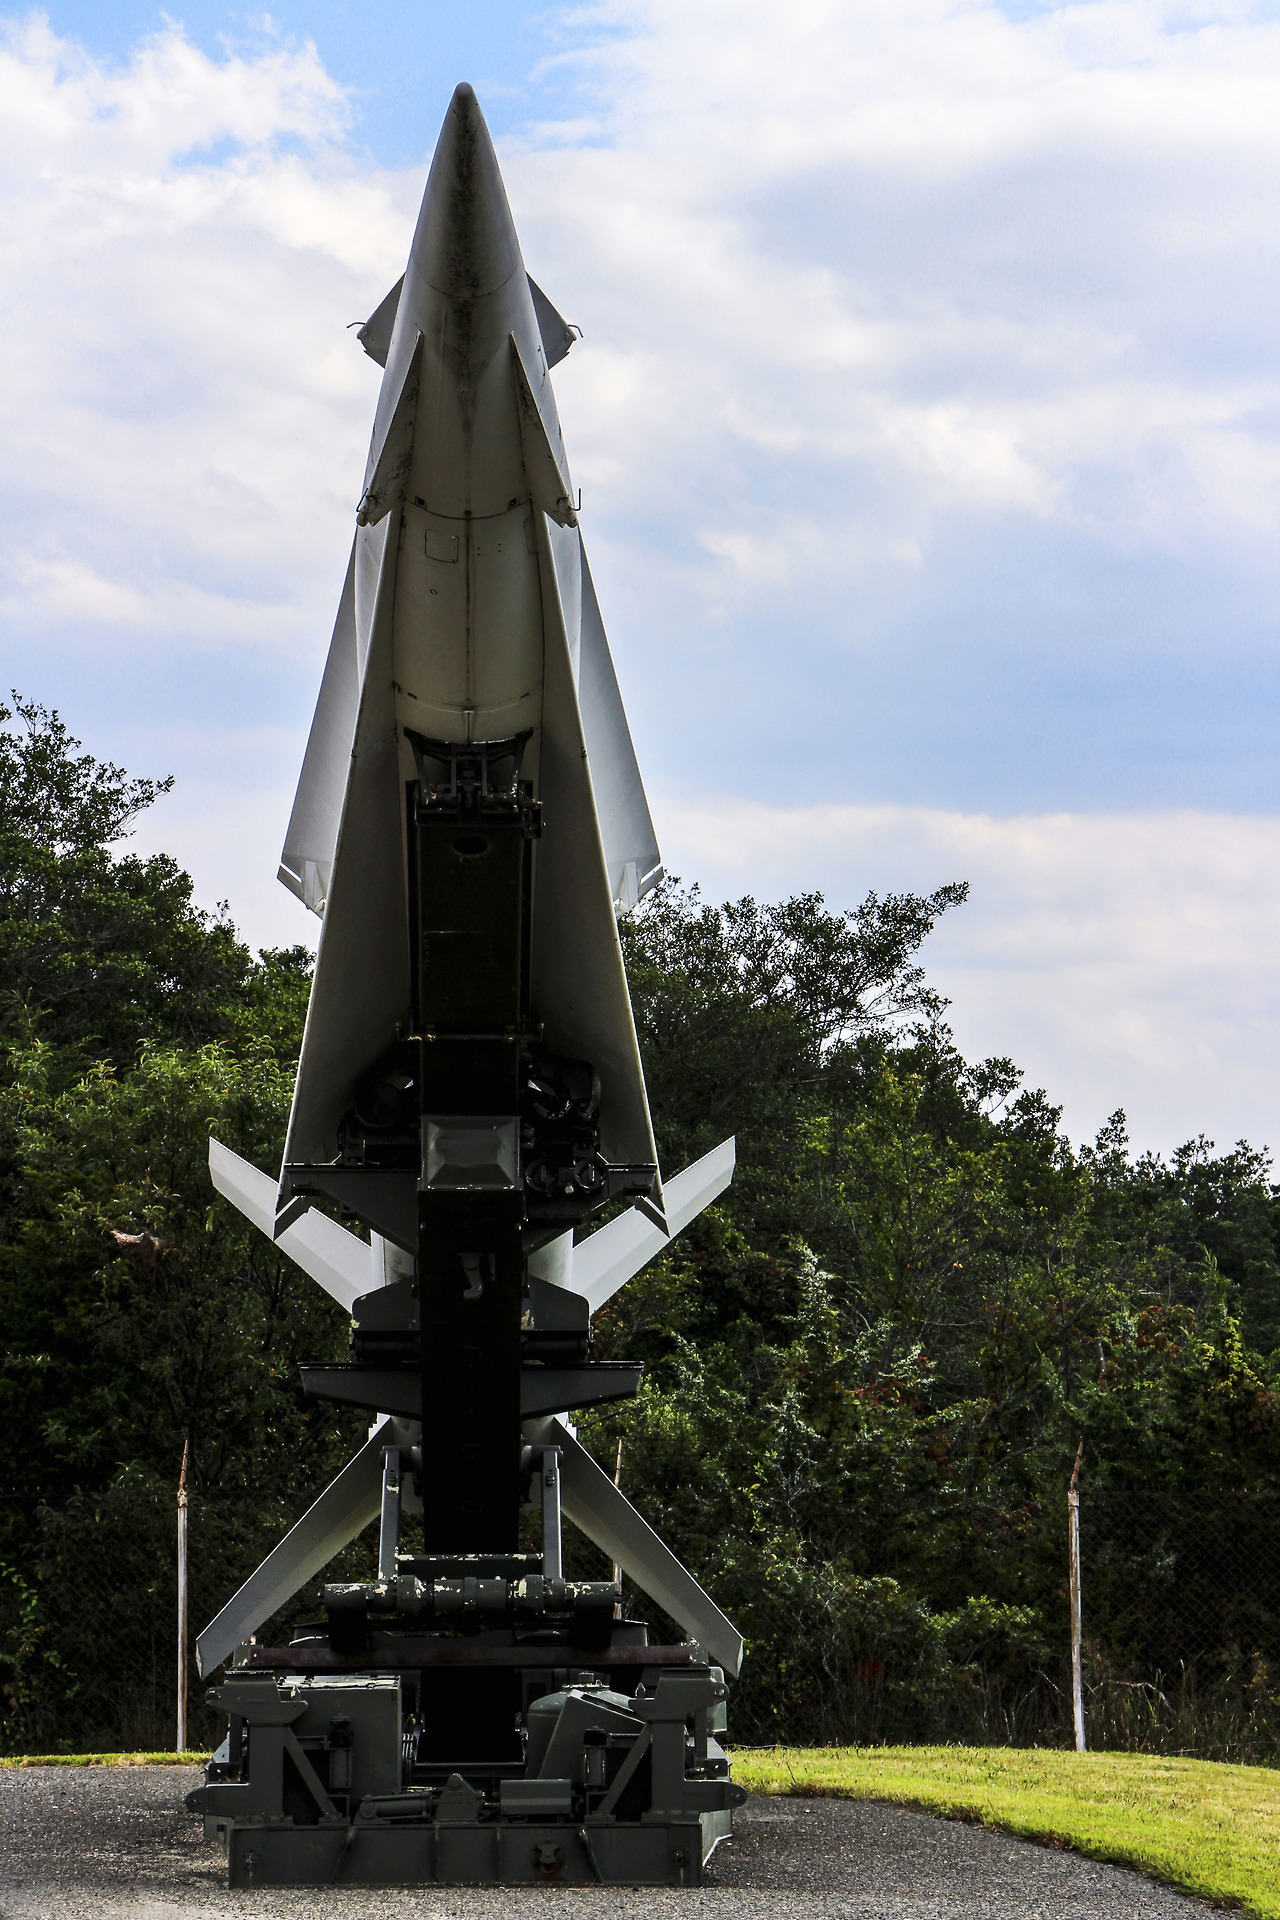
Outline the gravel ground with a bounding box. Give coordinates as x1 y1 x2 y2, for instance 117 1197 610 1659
0 1765 1210 1918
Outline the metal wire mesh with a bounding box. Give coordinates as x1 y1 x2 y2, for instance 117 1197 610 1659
1075 1489 1280 1761
2 1480 1276 1758
0 1484 377 1754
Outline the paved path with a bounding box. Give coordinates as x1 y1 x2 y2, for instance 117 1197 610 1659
0 1765 1210 1918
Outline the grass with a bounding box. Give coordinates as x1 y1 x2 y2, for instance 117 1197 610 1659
732 1745 1280 1916
0 1751 210 1767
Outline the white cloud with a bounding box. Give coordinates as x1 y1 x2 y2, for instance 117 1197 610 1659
0 15 410 661
656 792 1280 1154
0 6 1278 1163
130 741 312 953
513 0 1280 609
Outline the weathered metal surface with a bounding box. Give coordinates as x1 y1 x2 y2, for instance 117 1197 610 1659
187 1668 742 1887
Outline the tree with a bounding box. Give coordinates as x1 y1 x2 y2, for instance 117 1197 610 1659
4 706 1280 1754
0 1037 358 1516
0 695 310 1065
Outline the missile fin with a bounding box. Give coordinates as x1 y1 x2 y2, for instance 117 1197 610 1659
279 539 359 916
282 520 411 1169
576 536 663 913
568 1138 736 1313
527 274 577 368
357 333 423 527
209 1138 374 1311
195 1423 413 1676
510 334 577 527
356 274 404 368
538 525 661 914
524 1416 743 1677
528 507 658 1183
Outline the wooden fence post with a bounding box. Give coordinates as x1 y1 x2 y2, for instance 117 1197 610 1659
177 1434 190 1755
1068 1438 1085 1752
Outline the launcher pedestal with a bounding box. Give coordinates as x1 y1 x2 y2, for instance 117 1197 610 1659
188 1433 743 1886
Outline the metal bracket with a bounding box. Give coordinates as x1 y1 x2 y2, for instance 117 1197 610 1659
378 1449 402 1581
541 1447 562 1581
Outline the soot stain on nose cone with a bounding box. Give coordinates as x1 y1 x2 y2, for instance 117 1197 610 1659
417 82 521 306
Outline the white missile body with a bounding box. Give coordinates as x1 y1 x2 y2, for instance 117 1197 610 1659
277 85 662 1187
201 86 741 1678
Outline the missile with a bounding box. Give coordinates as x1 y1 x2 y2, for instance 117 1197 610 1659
202 84 738 1674
276 82 662 1211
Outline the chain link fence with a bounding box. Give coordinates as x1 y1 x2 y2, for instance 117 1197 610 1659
2 1477 1277 1759
1076 1489 1280 1760
0 1479 379 1755
715 1489 1280 1759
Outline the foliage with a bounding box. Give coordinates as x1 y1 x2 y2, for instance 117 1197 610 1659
4 713 1280 1751
0 1038 361 1513
0 695 310 1065
0 702 343 1748
586 881 1280 1748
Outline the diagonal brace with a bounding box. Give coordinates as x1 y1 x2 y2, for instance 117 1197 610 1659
196 1419 413 1677
523 1416 743 1677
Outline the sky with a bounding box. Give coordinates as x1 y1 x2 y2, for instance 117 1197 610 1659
2 0 1280 1157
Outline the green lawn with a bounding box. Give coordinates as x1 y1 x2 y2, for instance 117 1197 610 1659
732 1745 1280 1916
0 1751 210 1767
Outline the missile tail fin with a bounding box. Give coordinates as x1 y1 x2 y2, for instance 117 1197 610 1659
356 274 404 368
570 1138 736 1313
527 274 578 368
357 333 423 527
208 1137 375 1310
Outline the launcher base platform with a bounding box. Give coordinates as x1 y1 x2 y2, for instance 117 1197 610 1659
187 1632 743 1889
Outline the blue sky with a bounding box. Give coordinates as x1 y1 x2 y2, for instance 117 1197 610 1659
3 0 1280 1153
35 2 573 163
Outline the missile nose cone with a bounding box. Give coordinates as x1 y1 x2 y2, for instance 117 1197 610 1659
413 82 521 301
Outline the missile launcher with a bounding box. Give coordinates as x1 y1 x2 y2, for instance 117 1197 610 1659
186 82 743 1888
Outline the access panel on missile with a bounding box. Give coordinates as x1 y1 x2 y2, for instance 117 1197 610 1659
186 84 744 1888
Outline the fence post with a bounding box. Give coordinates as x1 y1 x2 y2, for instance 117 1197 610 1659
177 1434 189 1755
1068 1438 1085 1752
